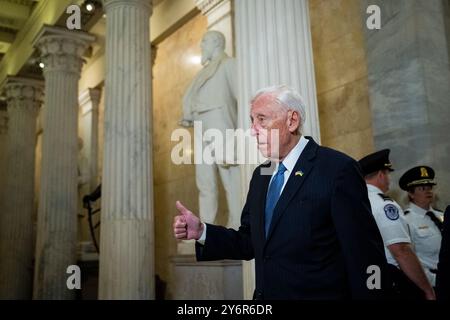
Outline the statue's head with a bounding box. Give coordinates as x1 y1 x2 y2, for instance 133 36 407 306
200 30 226 65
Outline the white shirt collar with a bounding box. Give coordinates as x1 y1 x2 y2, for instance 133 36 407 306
276 136 309 174
367 184 383 194
409 202 431 216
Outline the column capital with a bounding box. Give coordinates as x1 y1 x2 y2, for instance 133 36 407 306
3 77 44 112
103 0 152 14
195 0 225 15
79 88 101 109
32 25 95 75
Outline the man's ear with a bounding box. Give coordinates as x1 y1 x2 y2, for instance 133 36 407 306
377 170 383 179
288 110 300 133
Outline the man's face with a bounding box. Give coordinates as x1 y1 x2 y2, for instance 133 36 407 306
409 185 434 208
380 170 391 193
250 94 292 160
200 34 216 65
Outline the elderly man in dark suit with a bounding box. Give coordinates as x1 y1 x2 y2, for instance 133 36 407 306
173 85 389 299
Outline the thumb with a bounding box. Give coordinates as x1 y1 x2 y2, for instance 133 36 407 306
176 201 190 216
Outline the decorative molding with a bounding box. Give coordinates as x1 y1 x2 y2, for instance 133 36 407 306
3 77 44 113
151 44 158 68
35 37 93 74
170 254 242 267
32 26 95 75
103 0 153 14
79 88 101 110
4 0 33 6
195 0 224 15
0 17 17 29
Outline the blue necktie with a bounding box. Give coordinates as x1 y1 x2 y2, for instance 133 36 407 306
265 163 287 236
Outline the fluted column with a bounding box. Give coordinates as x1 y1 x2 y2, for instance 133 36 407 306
99 0 154 299
0 104 7 265
234 0 320 299
0 103 7 202
0 78 43 299
32 26 94 299
78 88 101 191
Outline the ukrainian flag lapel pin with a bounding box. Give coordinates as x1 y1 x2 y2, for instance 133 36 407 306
295 170 304 177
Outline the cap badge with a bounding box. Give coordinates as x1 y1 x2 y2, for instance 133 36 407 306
421 167 429 177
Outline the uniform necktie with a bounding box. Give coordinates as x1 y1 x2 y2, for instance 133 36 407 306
265 163 287 236
426 211 443 233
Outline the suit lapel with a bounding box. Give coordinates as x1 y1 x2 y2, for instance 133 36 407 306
265 138 319 243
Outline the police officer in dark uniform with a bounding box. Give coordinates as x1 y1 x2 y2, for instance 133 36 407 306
400 166 443 289
359 151 435 300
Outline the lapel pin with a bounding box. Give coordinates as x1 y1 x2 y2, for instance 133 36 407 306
295 171 304 177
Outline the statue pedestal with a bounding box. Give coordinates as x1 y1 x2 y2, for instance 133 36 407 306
171 254 243 300
176 240 196 255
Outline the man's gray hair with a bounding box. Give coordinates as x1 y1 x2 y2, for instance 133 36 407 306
251 85 307 134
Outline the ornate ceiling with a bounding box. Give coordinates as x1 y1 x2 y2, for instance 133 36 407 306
0 0 40 61
0 0 167 83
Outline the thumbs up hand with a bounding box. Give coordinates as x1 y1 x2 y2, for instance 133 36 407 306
173 201 204 240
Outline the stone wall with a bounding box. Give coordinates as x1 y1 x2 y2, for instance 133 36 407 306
310 0 375 159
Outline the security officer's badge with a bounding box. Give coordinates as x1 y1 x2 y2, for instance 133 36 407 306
420 167 429 177
384 204 399 220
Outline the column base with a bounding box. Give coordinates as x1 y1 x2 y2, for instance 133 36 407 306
171 254 243 300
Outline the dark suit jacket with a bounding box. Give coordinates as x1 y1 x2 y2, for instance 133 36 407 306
436 205 450 300
196 137 389 299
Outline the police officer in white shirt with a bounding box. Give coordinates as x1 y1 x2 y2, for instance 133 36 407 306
359 150 435 300
400 166 444 288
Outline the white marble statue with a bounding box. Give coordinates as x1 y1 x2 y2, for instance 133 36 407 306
181 30 241 229
77 136 89 187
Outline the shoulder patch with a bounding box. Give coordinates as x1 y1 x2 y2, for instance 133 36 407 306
378 193 393 202
384 204 399 220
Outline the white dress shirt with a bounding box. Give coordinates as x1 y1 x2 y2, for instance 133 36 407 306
366 184 410 267
268 135 309 195
198 136 309 242
404 202 443 286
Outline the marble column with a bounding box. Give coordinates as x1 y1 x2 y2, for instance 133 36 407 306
32 26 94 299
0 103 6 276
0 77 43 299
234 0 321 299
361 0 450 207
99 0 154 299
78 88 101 192
0 102 7 202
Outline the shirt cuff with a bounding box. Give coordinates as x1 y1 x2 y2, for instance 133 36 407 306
197 223 207 245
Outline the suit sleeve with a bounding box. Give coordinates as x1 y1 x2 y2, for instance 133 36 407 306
330 159 390 299
195 172 255 261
